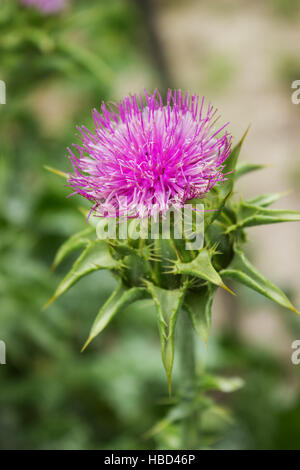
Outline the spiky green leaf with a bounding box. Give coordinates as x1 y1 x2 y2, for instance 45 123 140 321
146 282 187 393
45 240 121 308
52 227 95 270
227 201 300 232
171 247 234 294
184 285 216 343
221 246 299 314
247 191 288 208
82 281 149 350
204 191 232 228
219 127 250 198
235 162 265 179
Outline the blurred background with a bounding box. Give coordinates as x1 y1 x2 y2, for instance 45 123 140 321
0 0 300 449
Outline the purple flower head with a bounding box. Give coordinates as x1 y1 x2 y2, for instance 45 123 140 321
20 0 66 14
68 90 232 218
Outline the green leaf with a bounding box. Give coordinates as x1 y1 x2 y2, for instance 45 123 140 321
219 126 250 198
184 285 216 343
171 247 234 295
205 222 234 271
200 374 244 393
44 240 121 309
227 201 300 232
144 403 190 438
235 162 265 179
51 227 95 270
122 253 152 287
221 245 299 314
146 282 187 393
205 190 232 227
247 191 289 208
82 282 149 350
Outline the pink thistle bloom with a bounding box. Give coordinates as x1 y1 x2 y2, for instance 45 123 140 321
20 0 66 14
68 90 232 218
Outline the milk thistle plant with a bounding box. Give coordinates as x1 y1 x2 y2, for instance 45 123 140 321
46 89 300 449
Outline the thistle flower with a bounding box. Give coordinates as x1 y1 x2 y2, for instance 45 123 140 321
20 0 66 14
68 90 232 218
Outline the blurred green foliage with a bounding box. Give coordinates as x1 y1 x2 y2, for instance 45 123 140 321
269 0 300 18
0 0 300 450
276 54 300 89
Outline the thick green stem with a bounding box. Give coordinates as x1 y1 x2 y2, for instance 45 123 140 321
179 308 199 450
